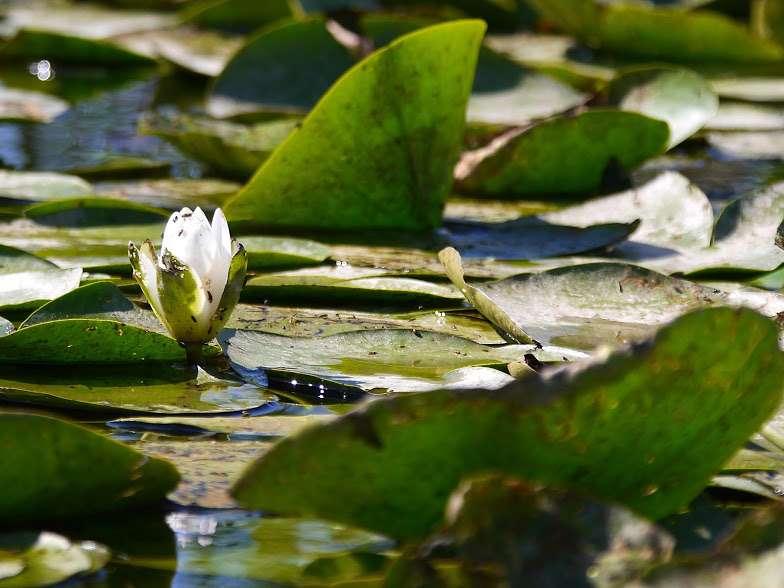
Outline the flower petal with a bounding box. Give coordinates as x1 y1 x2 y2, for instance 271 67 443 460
203 208 232 317
212 208 232 262
161 207 214 279
129 240 169 332
205 241 247 341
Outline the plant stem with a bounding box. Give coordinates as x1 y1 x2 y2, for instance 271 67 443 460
184 343 203 366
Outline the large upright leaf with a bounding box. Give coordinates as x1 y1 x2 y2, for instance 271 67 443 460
232 308 784 538
224 20 486 230
0 412 178 523
361 15 587 127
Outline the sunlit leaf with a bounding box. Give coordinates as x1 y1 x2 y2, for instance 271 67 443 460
232 308 784 538
0 412 178 523
224 20 485 230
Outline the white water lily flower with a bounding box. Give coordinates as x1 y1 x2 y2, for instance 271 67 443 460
128 207 247 349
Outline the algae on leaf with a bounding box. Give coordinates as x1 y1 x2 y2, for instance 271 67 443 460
224 20 486 230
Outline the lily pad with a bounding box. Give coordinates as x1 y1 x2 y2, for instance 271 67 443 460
0 268 82 312
0 30 156 66
243 268 464 307
221 327 558 394
0 364 275 415
707 130 784 160
711 76 784 102
0 5 176 40
117 27 243 77
0 221 330 274
208 18 354 118
0 171 92 204
664 180 784 275
541 171 714 253
0 532 109 588
440 248 730 348
538 177 784 276
224 20 485 230
443 217 637 260
24 197 169 227
0 319 199 365
63 156 171 180
110 414 334 439
241 236 331 270
526 0 784 63
456 110 669 199
96 178 239 211
706 101 784 131
141 112 299 180
231 307 784 538
228 304 508 344
0 221 157 272
180 0 299 33
0 87 68 124
0 318 12 336
20 281 158 330
0 245 56 273
467 48 588 127
600 67 718 148
0 412 178 523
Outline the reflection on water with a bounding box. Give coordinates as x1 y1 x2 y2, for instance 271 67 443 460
0 71 199 177
55 508 392 587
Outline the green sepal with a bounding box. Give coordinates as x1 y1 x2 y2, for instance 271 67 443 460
157 250 209 344
128 240 171 335
206 240 247 341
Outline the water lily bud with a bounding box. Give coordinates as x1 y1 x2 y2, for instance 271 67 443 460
128 207 247 348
